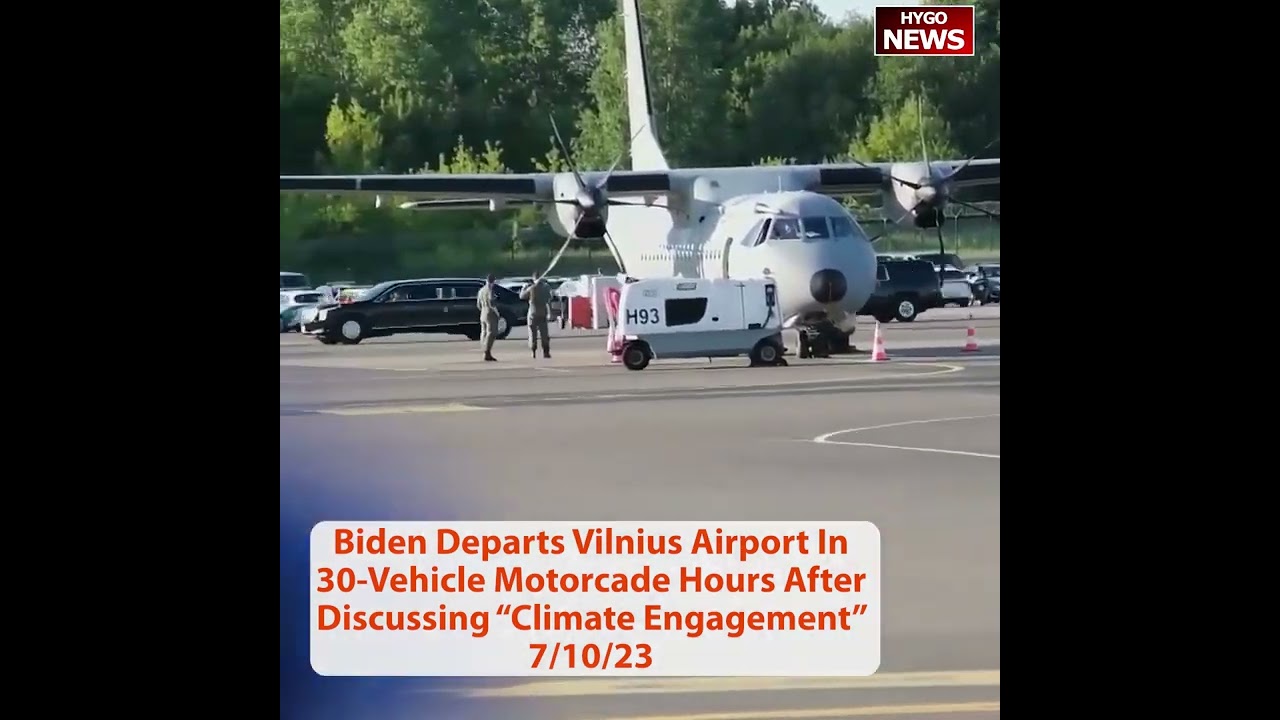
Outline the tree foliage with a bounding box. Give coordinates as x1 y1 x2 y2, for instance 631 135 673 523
280 0 1001 279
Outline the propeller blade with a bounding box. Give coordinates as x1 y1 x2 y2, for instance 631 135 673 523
543 232 578 277
942 136 1001 181
916 91 930 173
548 114 586 190
867 209 915 243
597 122 649 188
952 198 1000 221
602 228 627 274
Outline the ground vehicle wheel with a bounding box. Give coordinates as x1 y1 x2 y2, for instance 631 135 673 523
874 313 895 324
622 342 651 370
496 312 513 340
958 299 970 308
750 339 782 366
893 297 918 323
464 326 481 341
317 335 339 345
338 317 366 344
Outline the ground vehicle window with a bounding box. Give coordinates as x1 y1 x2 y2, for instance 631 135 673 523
665 298 708 326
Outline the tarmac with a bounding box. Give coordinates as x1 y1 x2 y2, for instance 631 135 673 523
281 306 1001 720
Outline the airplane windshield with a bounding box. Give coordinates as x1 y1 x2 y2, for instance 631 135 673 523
769 218 801 240
801 217 830 239
830 216 855 238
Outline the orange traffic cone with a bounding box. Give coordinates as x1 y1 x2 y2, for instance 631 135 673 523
962 315 979 352
870 322 889 362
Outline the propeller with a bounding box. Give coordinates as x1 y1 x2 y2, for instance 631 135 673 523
545 114 645 275
849 93 1000 223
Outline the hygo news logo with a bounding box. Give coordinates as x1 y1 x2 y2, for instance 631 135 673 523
874 5 975 57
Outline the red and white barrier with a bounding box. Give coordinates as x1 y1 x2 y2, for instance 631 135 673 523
605 286 623 363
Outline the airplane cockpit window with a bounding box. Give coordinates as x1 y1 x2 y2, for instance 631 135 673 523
801 217 830 239
830 216 855 238
742 219 768 245
769 218 801 240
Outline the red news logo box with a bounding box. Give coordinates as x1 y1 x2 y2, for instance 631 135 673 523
874 5 975 57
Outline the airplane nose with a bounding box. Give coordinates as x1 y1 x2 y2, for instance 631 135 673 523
810 268 848 304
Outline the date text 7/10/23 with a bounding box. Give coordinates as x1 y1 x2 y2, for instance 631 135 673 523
531 642 651 670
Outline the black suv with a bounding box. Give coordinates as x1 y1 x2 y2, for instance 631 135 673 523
858 260 942 323
303 278 527 345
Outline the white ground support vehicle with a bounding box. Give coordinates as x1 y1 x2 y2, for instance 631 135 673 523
936 266 974 307
615 277 787 370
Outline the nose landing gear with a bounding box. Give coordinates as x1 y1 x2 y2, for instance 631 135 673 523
795 321 854 359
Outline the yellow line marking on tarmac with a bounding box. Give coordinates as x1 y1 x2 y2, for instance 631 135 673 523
595 700 1000 720
455 670 999 698
316 403 487 416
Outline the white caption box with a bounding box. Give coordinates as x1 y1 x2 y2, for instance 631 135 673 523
310 521 880 676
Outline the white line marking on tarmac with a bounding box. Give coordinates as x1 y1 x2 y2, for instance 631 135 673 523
450 670 1000 698
812 415 1001 460
316 403 487 416
821 441 1000 459
594 700 1000 720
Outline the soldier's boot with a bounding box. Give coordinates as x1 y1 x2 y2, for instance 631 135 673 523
542 349 551 358
531 347 538 358
484 353 497 362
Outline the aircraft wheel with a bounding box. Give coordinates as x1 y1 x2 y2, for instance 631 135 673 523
809 334 831 358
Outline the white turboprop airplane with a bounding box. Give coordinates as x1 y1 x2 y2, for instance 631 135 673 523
279 0 1000 356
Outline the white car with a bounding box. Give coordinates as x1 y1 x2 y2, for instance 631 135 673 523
934 266 974 307
280 290 327 332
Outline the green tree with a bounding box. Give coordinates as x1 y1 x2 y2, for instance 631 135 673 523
575 0 733 169
325 97 384 172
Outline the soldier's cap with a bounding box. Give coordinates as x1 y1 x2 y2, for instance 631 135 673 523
486 273 496 282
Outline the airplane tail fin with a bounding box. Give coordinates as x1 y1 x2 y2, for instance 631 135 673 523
621 0 669 171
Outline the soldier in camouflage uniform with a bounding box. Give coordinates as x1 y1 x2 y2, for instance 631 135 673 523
476 274 500 361
520 270 552 358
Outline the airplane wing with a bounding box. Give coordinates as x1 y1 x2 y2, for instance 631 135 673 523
936 158 1000 189
279 170 675 206
279 173 548 201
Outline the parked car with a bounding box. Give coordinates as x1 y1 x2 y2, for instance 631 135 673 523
857 259 942 323
914 252 967 271
280 290 326 332
280 271 311 290
335 285 370 304
302 278 528 345
965 263 1000 305
936 266 974 307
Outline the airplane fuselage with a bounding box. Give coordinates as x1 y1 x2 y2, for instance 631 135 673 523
544 175 876 333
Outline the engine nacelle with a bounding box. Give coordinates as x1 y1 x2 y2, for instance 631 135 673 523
542 203 607 239
544 171 610 239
